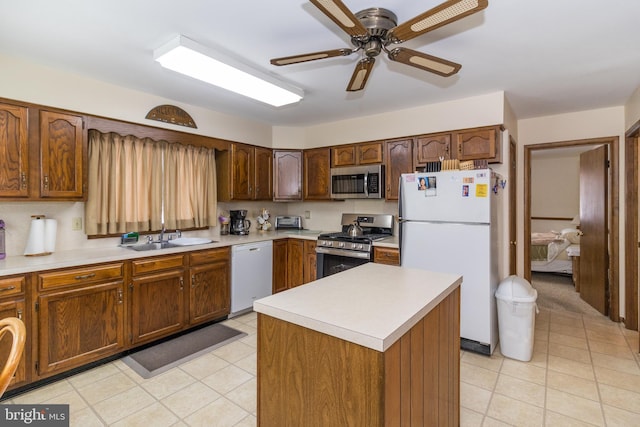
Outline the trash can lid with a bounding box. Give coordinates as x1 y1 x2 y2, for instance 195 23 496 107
495 275 537 302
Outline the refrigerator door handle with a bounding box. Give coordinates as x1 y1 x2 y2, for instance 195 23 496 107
398 175 404 265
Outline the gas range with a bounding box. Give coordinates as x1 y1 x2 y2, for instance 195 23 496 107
316 214 394 259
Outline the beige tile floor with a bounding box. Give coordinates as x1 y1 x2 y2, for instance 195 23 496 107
2 309 639 426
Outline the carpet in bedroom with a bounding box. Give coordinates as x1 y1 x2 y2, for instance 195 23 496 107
531 272 602 317
122 323 246 379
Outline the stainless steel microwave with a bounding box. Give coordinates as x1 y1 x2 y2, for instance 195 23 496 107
330 165 385 199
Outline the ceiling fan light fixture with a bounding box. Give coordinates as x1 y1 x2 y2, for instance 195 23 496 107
155 35 303 107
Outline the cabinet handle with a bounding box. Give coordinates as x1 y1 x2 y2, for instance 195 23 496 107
117 289 123 304
0 286 16 292
21 172 27 189
17 309 23 320
181 277 185 290
74 273 96 280
190 275 195 288
43 175 49 190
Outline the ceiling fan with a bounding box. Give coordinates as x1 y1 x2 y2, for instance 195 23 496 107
270 0 488 91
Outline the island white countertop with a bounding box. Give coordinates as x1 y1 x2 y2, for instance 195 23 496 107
253 263 461 352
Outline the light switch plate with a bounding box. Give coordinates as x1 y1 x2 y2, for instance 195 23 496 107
304 210 311 219
72 217 82 231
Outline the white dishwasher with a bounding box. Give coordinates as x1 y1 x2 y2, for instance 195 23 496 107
230 240 273 317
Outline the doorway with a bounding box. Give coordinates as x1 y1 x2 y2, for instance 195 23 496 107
524 137 619 322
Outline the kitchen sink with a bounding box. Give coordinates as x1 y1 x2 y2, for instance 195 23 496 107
124 237 215 251
167 237 214 246
125 242 178 251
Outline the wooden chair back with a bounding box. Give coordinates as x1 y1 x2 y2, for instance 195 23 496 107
0 317 26 397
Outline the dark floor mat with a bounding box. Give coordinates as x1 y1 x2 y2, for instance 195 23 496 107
122 323 246 378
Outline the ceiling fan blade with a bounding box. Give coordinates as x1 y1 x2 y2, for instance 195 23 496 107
388 47 461 77
310 0 368 38
346 58 375 92
388 0 488 43
271 48 353 66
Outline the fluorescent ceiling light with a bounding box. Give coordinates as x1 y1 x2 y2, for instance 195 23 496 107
154 35 303 107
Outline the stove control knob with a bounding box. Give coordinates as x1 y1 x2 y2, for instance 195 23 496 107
338 242 345 248
356 244 363 250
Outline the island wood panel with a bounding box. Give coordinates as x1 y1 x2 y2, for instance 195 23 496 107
383 286 460 427
257 286 460 427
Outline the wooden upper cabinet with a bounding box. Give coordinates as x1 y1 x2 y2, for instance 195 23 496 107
331 141 383 167
273 150 302 201
40 110 86 199
0 102 29 198
358 141 383 164
455 125 502 164
385 138 414 201
217 143 273 201
414 133 452 165
303 147 331 200
254 146 273 200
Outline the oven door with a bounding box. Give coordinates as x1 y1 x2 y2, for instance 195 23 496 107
316 246 371 279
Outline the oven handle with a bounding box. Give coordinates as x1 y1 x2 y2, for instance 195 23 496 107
315 246 371 260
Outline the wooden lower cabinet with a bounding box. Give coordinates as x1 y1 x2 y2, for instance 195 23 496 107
373 247 400 266
188 248 231 324
130 266 185 345
36 276 125 377
303 241 317 284
0 274 28 390
287 239 304 288
272 239 288 294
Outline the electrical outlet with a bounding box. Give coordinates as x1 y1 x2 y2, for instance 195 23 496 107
71 217 82 231
304 210 311 219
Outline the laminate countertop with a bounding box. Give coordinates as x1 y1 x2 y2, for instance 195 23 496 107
0 231 399 277
253 262 461 352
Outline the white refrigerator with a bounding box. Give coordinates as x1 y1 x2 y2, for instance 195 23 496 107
399 169 501 355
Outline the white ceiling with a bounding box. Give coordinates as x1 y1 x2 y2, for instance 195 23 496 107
1 0 639 127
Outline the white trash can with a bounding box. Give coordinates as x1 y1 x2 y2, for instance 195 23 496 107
495 275 538 361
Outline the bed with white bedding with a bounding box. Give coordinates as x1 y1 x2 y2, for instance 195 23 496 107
531 228 581 275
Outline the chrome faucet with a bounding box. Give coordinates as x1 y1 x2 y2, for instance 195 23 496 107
158 224 166 243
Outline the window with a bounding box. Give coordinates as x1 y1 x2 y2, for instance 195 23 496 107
85 131 217 236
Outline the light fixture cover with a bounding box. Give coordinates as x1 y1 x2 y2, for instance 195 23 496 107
154 35 303 107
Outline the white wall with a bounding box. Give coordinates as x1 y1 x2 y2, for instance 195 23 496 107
517 106 627 316
625 86 640 131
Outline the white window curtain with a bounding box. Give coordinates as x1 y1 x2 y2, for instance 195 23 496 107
85 130 217 236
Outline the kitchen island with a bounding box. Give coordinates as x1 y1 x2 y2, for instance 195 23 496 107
253 263 462 427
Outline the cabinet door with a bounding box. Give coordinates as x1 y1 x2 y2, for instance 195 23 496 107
303 241 317 284
231 143 254 200
254 146 273 200
189 261 230 324
273 150 302 201
287 239 304 288
37 281 125 376
0 299 27 388
40 110 85 199
357 141 383 164
331 145 357 167
0 103 29 198
130 269 184 345
272 239 288 293
455 126 501 163
414 134 451 165
303 147 331 200
385 138 414 201
373 247 400 266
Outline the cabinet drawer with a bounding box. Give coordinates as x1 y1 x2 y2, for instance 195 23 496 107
38 263 124 291
0 275 25 297
132 255 184 276
373 247 400 266
190 247 230 266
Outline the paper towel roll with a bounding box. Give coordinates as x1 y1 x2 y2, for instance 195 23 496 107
44 219 57 253
24 217 46 256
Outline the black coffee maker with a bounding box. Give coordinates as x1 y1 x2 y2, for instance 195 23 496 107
230 210 251 235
